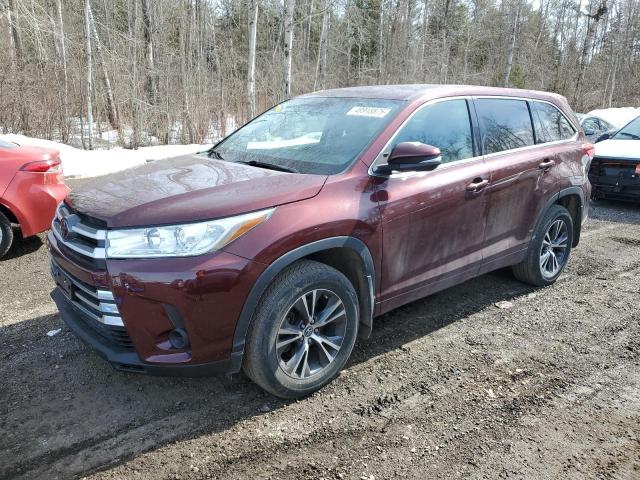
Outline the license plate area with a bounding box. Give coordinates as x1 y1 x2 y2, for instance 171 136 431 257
51 264 75 299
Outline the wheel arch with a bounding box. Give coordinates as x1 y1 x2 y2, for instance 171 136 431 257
231 236 375 360
556 187 584 247
0 201 20 228
534 187 584 248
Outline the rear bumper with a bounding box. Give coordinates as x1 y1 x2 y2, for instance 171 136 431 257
2 173 69 237
51 287 242 376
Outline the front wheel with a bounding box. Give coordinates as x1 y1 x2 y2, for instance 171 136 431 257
243 260 359 398
513 204 573 287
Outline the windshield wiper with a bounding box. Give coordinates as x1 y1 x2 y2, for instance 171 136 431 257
618 132 640 140
238 160 297 173
207 148 225 160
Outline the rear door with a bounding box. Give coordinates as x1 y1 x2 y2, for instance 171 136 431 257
374 98 490 309
475 97 561 263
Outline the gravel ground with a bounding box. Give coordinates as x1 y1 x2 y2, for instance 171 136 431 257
0 199 639 480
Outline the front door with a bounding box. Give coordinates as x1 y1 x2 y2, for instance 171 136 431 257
373 98 490 311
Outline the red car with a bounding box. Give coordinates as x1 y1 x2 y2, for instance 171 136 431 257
48 85 592 398
0 139 69 257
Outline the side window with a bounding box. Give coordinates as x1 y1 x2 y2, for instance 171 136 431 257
532 102 576 142
581 117 600 134
390 99 474 163
475 99 535 154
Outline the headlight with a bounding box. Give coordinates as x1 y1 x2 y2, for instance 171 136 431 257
106 208 275 258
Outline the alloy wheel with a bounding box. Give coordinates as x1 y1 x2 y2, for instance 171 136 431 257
540 218 569 279
276 289 347 379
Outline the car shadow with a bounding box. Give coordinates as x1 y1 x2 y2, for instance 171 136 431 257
1 231 44 260
0 268 535 479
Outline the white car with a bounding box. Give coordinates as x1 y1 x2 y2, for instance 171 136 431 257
589 115 640 202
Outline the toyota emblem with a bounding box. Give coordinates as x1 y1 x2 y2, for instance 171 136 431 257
60 217 70 240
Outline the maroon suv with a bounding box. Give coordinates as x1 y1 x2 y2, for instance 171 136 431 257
48 85 593 398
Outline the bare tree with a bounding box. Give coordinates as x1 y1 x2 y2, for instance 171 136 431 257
247 0 259 118
7 0 22 67
314 0 330 90
83 0 94 149
284 0 296 97
141 0 157 105
503 0 521 87
87 4 118 130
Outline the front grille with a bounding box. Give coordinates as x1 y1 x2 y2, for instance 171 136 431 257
51 203 107 269
50 258 133 350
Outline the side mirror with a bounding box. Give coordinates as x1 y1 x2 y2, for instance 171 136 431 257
378 142 442 173
583 127 595 136
595 132 611 143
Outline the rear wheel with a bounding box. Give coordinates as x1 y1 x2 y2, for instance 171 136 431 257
0 212 14 259
243 260 359 398
513 204 573 286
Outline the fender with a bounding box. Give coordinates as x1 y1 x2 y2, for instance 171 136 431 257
231 236 376 358
534 186 585 246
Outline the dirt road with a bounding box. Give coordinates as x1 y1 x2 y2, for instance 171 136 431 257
1 200 638 480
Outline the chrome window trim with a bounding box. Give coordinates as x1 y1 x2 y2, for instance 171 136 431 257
368 93 580 178
481 135 579 160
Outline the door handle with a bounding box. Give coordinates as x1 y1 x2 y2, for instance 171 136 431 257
539 158 556 170
466 178 489 192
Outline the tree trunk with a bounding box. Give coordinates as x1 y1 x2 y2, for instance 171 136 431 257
84 0 94 150
55 0 68 103
574 0 607 106
180 1 195 143
141 0 157 105
503 1 521 87
283 0 295 97
87 4 119 130
314 0 329 90
8 0 22 67
247 0 259 119
378 0 385 83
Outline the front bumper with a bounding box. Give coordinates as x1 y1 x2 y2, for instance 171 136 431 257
589 161 640 202
51 287 242 376
48 223 266 375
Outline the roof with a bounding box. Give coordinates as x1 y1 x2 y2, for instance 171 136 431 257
302 84 568 105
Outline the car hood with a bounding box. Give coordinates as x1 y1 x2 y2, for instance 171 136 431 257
66 154 327 228
594 139 640 160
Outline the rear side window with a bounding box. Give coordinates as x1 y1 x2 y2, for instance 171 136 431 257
475 99 535 154
391 99 474 163
531 101 575 143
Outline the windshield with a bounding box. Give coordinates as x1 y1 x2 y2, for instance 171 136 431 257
213 97 404 174
613 116 640 140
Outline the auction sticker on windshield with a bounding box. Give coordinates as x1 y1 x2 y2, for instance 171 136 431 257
346 106 391 118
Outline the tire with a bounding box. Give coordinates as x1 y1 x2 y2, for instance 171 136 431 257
513 204 573 287
243 260 359 399
0 211 14 259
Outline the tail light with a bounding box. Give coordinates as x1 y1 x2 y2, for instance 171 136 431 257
20 158 62 173
581 143 595 159
635 164 640 175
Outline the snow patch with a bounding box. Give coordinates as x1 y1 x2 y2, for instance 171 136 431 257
0 133 212 178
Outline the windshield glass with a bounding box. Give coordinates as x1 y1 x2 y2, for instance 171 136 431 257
613 116 640 140
213 97 404 174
